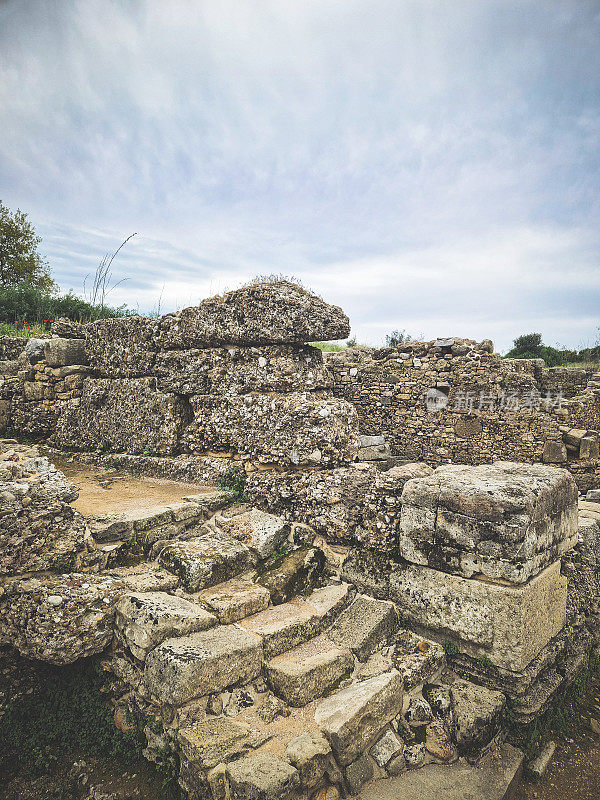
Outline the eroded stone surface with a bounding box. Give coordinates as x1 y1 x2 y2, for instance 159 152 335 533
399 462 578 583
328 594 398 661
193 578 270 623
314 670 403 765
390 560 567 671
144 625 263 705
226 752 300 800
448 679 506 752
158 531 253 592
115 592 216 660
216 509 290 559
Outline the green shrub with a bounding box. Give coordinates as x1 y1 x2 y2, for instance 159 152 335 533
217 465 248 502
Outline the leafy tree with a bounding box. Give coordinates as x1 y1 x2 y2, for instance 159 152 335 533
507 332 543 358
0 201 55 290
385 329 412 347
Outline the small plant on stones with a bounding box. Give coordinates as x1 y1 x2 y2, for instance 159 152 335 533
217 465 248 502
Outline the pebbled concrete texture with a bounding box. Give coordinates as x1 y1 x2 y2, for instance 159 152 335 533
358 743 524 800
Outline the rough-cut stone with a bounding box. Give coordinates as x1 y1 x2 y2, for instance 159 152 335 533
238 599 320 660
0 451 87 575
178 717 251 769
84 316 160 377
449 679 505 752
106 563 179 593
370 729 403 767
390 560 567 671
115 592 216 660
425 719 456 761
159 280 350 347
193 579 270 623
226 752 300 800
183 392 359 468
284 731 332 789
328 594 398 661
55 377 189 455
0 573 124 664
155 344 332 395
391 631 446 690
314 670 403 765
345 753 375 794
158 531 253 592
216 509 290 559
266 635 353 706
144 625 263 705
44 337 87 367
50 317 85 339
399 462 578 583
254 547 326 605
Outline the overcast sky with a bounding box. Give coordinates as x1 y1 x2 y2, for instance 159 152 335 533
1 0 599 351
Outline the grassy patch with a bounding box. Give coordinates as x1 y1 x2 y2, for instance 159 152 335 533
217 464 248 502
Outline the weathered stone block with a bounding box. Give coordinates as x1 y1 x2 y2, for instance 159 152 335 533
194 579 271 623
115 592 216 660
314 670 403 765
449 679 505 752
178 718 251 769
399 462 578 583
328 594 398 660
158 531 253 592
84 316 159 376
159 280 350 347
216 509 290 559
144 625 263 705
54 377 189 455
266 635 353 706
44 337 87 367
254 546 326 604
284 731 332 789
390 560 567 671
226 753 300 800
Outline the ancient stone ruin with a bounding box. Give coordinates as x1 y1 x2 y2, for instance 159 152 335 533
1 279 599 799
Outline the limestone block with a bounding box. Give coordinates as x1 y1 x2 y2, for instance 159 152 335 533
399 462 578 583
391 630 446 690
449 679 505 752
254 546 326 605
284 731 332 789
314 670 404 765
115 591 216 660
159 280 350 347
178 718 251 769
144 625 263 705
226 753 300 800
193 579 270 623
215 509 290 559
327 594 398 660
266 635 354 706
390 560 567 671
158 532 253 592
54 377 188 455
44 337 87 367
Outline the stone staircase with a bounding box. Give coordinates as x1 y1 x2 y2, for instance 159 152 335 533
102 503 513 800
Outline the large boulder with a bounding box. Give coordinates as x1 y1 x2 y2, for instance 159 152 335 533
159 280 350 347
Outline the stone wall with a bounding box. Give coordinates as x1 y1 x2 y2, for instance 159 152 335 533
326 338 600 489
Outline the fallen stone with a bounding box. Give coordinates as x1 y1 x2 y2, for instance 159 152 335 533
226 752 300 800
283 731 331 790
391 631 445 691
425 718 455 761
158 531 253 592
254 546 326 604
216 509 290 559
266 635 353 706
450 679 506 753
405 697 433 727
115 592 216 660
327 594 398 661
370 728 403 767
389 560 567 671
144 625 263 705
527 739 556 780
193 578 270 623
178 717 251 769
314 670 403 765
345 753 375 794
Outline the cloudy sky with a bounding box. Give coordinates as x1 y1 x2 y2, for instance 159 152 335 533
1 0 599 351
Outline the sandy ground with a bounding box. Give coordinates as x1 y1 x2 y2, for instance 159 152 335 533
56 460 212 517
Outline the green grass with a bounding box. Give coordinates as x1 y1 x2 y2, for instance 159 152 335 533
0 322 50 338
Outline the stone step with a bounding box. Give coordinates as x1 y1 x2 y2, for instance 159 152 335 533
314 670 403 766
144 624 263 706
157 530 254 591
192 578 271 623
226 753 300 800
213 508 290 559
88 501 206 543
327 594 398 661
266 635 354 707
114 591 217 660
238 582 350 659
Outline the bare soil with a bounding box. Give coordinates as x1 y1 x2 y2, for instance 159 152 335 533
54 459 212 517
